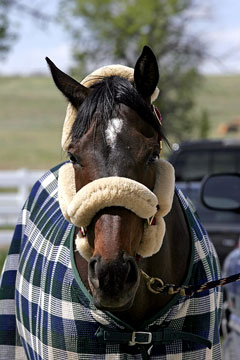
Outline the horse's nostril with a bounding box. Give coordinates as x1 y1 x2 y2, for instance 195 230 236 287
126 258 138 284
91 278 100 289
88 253 139 294
89 257 98 276
121 252 139 284
88 257 101 289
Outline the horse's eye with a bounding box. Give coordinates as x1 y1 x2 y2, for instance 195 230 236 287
148 152 160 164
68 152 78 164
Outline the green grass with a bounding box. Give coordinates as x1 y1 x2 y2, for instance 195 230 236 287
0 76 66 169
1 74 240 169
195 74 240 138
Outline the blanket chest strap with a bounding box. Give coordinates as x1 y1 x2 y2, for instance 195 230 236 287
96 327 212 348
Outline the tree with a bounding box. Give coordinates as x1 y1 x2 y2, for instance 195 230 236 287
0 0 53 60
0 0 15 58
199 109 210 139
59 0 207 143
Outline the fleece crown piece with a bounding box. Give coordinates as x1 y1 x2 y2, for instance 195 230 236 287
61 64 160 151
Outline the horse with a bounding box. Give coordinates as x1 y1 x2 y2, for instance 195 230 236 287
0 46 222 359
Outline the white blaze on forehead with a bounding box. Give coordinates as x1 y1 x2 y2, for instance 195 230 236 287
105 117 124 148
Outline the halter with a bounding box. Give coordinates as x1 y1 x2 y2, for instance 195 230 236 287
56 64 236 300
153 105 163 150
58 63 175 260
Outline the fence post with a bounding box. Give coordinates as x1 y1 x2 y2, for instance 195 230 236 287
0 169 44 245
18 169 29 205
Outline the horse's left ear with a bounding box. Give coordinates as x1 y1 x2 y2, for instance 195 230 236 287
134 46 159 102
46 57 91 109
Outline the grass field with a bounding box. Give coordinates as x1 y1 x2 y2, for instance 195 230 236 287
0 247 7 273
1 74 240 170
195 75 240 136
0 76 66 169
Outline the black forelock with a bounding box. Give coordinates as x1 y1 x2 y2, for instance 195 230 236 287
70 76 164 142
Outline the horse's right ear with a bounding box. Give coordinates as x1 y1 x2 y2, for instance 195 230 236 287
46 57 90 109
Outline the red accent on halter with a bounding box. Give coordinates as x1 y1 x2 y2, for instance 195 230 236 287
153 106 162 125
80 227 87 237
151 217 157 226
135 254 142 262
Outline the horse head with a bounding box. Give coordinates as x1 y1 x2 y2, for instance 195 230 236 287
46 46 174 312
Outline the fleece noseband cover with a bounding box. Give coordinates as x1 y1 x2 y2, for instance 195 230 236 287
58 159 175 260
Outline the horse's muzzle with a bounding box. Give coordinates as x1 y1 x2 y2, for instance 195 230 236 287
88 252 140 310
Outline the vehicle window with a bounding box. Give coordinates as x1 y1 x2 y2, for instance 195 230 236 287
197 204 240 224
174 149 240 181
211 150 240 173
175 151 210 181
179 186 240 224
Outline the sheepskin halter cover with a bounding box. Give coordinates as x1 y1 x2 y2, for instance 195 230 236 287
59 160 174 260
61 65 159 151
58 64 175 260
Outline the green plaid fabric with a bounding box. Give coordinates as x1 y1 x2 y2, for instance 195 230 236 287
0 163 222 359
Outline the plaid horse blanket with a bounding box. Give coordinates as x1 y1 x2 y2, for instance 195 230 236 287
0 164 222 359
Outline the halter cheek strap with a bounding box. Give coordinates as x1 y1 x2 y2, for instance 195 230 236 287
58 159 175 261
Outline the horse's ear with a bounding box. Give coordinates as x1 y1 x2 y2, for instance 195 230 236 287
46 57 90 109
134 46 159 102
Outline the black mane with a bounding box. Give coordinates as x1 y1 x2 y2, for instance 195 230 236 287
71 76 164 142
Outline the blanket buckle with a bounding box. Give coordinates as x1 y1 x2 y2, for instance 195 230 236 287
129 331 152 346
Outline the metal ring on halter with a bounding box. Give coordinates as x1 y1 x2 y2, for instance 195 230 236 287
141 270 165 294
147 216 155 226
159 140 163 156
147 277 165 294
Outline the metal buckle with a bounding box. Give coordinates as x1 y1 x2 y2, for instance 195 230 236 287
80 227 86 237
147 216 155 226
129 331 152 346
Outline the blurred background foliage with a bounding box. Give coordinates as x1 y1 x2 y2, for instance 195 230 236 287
58 0 207 142
0 0 16 57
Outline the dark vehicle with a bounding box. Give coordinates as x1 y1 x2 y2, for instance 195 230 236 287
168 139 240 266
202 174 240 355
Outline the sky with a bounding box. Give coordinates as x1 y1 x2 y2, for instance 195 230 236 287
1 0 240 76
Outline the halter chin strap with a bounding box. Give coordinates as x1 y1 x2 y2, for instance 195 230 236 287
58 159 175 260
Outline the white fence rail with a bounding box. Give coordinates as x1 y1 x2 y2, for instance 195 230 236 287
0 169 44 246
